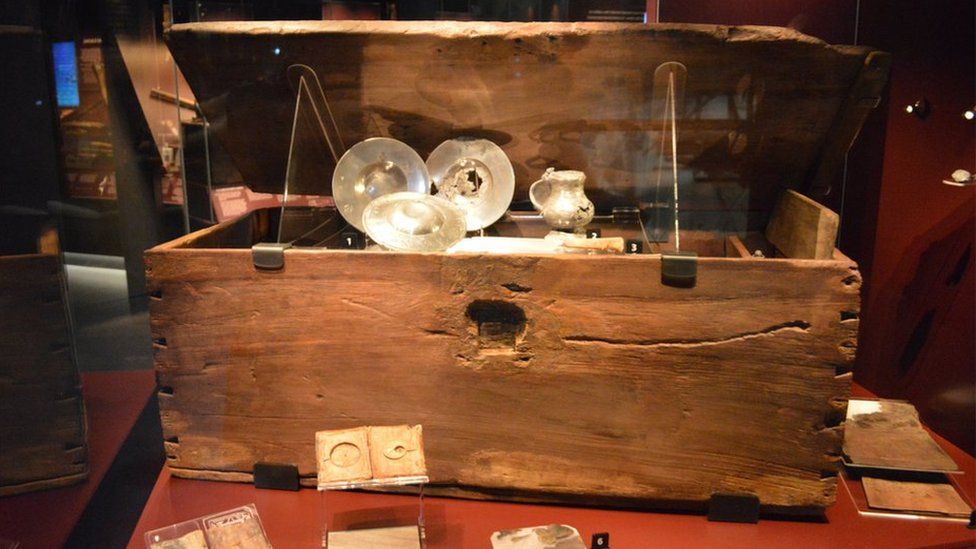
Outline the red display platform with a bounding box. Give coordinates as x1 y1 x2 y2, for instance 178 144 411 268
0 370 156 548
129 385 975 548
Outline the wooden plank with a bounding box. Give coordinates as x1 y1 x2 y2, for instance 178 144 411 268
806 51 893 200
765 190 840 259
147 245 859 511
725 235 751 258
166 21 880 219
0 253 88 495
150 213 259 251
328 525 421 549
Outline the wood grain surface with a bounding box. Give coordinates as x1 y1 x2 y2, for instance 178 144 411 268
165 21 886 229
0 254 87 496
147 227 860 511
765 190 840 259
328 525 421 549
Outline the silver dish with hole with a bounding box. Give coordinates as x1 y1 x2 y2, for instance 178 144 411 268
426 138 515 232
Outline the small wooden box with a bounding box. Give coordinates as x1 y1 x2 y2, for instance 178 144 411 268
151 21 888 513
0 253 87 496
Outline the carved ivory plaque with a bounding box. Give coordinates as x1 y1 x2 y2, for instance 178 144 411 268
316 427 372 484
316 425 426 487
369 425 426 479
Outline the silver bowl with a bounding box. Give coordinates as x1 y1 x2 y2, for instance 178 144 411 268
332 137 430 232
363 192 467 252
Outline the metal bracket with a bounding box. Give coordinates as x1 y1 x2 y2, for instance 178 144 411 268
611 206 640 225
661 251 697 288
251 242 292 270
253 462 300 491
707 492 760 523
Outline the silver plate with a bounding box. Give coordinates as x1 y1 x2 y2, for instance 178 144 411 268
332 138 430 232
363 192 467 252
426 138 514 231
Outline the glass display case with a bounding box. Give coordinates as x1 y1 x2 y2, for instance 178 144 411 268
0 2 973 547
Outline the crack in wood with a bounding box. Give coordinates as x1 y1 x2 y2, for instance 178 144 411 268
340 297 399 321
563 320 812 348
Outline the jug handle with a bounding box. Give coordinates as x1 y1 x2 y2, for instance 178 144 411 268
529 168 554 212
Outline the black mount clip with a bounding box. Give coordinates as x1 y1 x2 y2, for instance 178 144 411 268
707 492 760 523
253 462 300 491
611 206 640 225
251 242 293 271
661 251 698 288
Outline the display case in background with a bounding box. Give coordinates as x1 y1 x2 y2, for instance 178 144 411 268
0 26 88 498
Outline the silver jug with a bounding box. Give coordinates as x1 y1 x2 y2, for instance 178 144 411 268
529 168 595 231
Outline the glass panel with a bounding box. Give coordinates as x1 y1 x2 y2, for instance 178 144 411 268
277 63 347 245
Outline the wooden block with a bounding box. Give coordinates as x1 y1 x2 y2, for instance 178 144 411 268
765 190 840 259
560 236 625 254
328 525 421 549
316 427 372 484
368 425 426 480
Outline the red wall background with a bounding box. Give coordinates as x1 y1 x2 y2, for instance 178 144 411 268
655 0 976 454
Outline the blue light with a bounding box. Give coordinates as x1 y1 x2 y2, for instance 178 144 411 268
52 41 80 108
273 47 281 56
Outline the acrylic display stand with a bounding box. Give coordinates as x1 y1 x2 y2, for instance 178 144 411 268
318 476 429 548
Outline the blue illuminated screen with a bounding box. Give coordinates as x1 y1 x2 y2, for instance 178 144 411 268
52 41 80 108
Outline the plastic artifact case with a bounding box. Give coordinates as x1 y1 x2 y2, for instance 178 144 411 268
318 479 427 548
149 21 889 514
144 504 271 548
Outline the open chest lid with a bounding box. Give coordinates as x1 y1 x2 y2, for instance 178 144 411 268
166 21 889 231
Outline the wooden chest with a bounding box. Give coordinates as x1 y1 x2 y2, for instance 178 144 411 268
152 21 889 513
0 252 87 496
